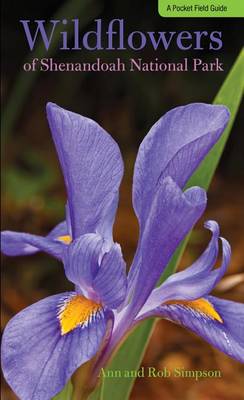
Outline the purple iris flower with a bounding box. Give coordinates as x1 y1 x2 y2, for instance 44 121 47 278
1 103 244 400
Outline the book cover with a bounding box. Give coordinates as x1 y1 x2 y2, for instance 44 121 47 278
1 1 244 399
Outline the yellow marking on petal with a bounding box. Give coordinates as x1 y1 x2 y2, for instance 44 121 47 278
165 298 223 323
57 235 72 245
58 295 102 335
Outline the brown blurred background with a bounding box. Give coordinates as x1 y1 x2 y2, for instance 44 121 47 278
1 0 244 399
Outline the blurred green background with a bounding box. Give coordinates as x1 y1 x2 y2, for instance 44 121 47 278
1 1 244 399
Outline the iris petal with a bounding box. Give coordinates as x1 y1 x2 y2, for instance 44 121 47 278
64 233 104 292
65 235 127 309
132 103 229 229
137 296 244 363
94 243 127 309
127 177 207 320
48 220 69 240
1 292 108 400
128 103 229 298
140 220 231 314
46 103 124 241
1 228 66 260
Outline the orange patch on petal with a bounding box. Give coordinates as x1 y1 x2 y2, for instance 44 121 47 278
165 298 223 323
58 295 102 335
57 235 72 245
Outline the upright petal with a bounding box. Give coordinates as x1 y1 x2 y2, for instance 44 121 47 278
140 221 231 313
1 292 108 400
137 296 244 363
133 103 229 228
93 243 127 309
64 233 105 295
65 235 127 309
127 177 207 320
46 103 124 240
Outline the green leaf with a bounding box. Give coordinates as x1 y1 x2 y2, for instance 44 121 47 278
53 381 73 400
102 48 244 400
87 379 104 400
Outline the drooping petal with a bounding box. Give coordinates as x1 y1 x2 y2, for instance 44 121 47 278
1 230 66 260
64 233 104 294
127 177 207 320
137 296 244 363
133 103 229 229
140 221 231 314
46 103 124 240
93 243 127 309
1 292 108 400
